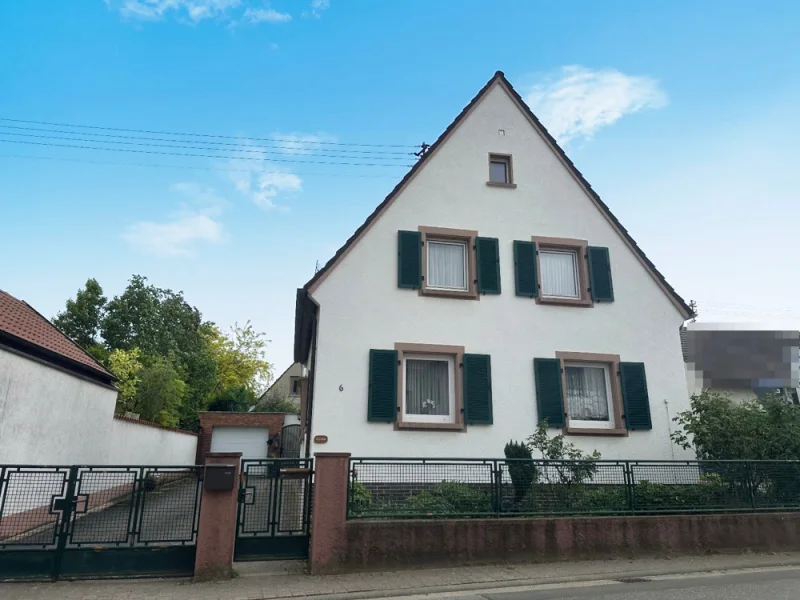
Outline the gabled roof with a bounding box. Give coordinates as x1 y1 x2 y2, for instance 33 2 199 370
303 71 692 318
0 289 115 384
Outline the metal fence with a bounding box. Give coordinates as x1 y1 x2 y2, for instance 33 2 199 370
347 458 800 519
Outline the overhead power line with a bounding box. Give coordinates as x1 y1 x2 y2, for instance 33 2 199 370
0 138 413 168
0 131 413 163
0 124 415 157
0 153 402 179
0 117 419 149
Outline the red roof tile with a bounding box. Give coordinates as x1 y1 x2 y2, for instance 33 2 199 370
0 289 113 379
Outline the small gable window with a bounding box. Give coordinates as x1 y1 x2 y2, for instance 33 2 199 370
488 154 515 187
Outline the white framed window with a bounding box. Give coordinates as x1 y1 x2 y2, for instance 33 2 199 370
402 354 456 424
289 376 301 396
564 362 614 429
427 240 468 291
539 249 580 299
488 154 513 185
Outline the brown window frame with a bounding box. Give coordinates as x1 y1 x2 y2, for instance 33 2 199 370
394 342 466 431
555 351 627 436
487 153 516 188
533 236 593 307
419 226 479 300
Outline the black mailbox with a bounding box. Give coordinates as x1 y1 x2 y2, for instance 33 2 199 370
204 464 236 491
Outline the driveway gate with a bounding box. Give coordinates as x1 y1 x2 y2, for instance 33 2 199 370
235 458 312 561
0 465 202 581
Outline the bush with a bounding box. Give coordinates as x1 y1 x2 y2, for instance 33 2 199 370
504 440 535 503
405 481 492 516
349 481 372 516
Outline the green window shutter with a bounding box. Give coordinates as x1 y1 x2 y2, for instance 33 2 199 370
463 354 493 424
534 358 565 428
513 240 538 297
397 230 422 289
476 237 501 294
368 349 398 422
620 362 652 430
587 246 614 302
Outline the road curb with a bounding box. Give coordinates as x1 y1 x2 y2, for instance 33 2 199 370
268 557 800 600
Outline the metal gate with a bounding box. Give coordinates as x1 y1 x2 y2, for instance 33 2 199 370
0 465 202 581
234 458 312 561
279 424 301 459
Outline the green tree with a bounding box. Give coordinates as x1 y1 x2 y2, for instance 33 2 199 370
207 385 257 412
107 347 143 414
672 391 800 460
53 278 107 350
204 322 272 395
133 360 186 426
101 275 205 365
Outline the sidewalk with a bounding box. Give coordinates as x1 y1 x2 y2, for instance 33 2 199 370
5 552 800 600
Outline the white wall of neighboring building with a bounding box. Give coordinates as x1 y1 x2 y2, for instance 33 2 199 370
263 362 304 406
0 347 197 465
308 82 692 461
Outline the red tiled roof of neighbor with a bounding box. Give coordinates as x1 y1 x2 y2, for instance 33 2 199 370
0 289 113 378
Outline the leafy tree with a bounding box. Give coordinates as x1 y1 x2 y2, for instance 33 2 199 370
525 421 601 485
253 389 299 414
133 360 186 426
672 391 800 460
207 385 257 412
53 278 107 349
107 348 143 414
101 275 204 365
204 322 272 395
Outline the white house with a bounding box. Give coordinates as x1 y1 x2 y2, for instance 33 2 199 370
255 361 305 410
0 289 197 466
293 71 694 460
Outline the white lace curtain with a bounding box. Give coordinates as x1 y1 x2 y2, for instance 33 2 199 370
565 366 609 421
406 359 449 416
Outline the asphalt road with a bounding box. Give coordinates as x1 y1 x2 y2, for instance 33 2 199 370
439 567 800 600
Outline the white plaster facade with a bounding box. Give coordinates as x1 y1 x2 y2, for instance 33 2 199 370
304 77 692 460
0 347 197 465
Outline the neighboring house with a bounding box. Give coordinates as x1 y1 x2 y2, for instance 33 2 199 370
682 325 800 404
0 289 197 465
294 71 694 460
256 362 305 409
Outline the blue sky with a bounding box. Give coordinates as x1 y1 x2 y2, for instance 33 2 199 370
1 1 800 376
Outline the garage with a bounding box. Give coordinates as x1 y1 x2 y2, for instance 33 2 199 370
209 426 269 459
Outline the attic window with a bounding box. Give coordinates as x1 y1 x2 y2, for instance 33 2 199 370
487 154 515 188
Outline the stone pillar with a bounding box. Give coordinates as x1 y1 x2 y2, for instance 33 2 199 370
309 452 351 574
194 452 241 581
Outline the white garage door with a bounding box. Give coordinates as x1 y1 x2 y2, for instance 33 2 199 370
210 427 269 459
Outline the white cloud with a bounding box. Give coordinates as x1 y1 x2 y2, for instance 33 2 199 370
303 0 329 18
227 140 303 210
243 7 291 23
271 132 336 155
109 0 293 25
524 65 668 144
123 182 226 257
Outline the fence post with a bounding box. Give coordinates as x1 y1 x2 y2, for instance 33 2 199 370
493 461 502 516
309 453 351 575
194 452 241 582
623 462 635 515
